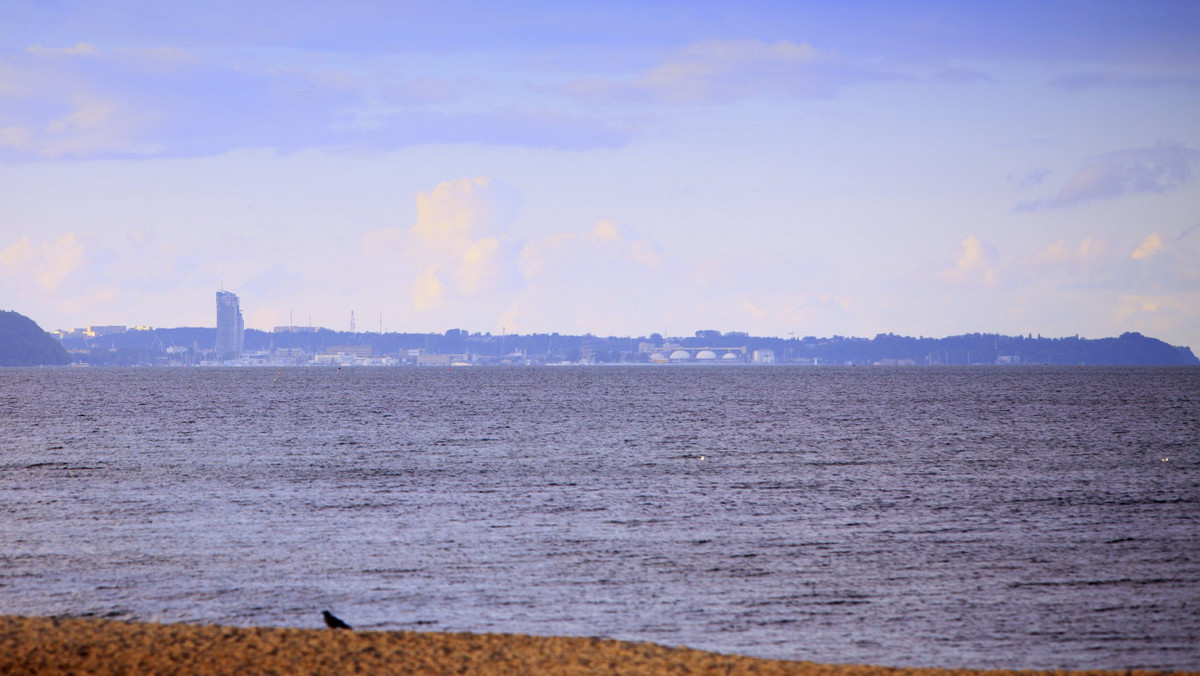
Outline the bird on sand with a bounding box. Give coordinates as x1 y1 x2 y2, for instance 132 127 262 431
322 610 352 630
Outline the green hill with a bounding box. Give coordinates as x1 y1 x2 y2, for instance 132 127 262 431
0 310 70 366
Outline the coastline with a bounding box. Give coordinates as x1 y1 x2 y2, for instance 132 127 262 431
0 615 1188 676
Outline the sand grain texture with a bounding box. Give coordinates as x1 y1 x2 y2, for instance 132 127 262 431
0 616 1189 676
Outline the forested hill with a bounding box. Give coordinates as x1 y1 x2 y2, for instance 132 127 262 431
0 311 70 366
791 331 1199 366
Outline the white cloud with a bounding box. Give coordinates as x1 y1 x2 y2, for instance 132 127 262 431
998 228 1198 349
1030 237 1108 267
0 43 631 161
410 268 444 312
560 39 889 105
737 294 855 333
0 237 34 270
0 233 85 291
1131 232 1164 260
366 207 672 334
0 226 223 330
517 219 664 280
505 219 669 333
1111 292 1200 341
1125 227 1200 294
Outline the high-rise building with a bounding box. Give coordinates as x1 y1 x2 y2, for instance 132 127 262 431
215 290 244 356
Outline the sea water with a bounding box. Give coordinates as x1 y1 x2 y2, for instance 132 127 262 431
1 366 1197 670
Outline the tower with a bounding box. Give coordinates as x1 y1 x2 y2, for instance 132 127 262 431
215 290 244 357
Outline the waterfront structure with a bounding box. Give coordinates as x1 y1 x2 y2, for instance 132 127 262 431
215 290 244 357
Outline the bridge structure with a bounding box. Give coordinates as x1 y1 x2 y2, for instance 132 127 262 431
647 345 749 362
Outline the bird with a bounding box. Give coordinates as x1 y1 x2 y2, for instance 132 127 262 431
322 610 352 630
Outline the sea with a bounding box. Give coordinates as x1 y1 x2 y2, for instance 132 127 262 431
2 365 1197 670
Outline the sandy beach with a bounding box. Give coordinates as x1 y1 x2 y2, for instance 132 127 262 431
0 615 1189 676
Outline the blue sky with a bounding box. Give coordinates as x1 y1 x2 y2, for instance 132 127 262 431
2 1 1198 347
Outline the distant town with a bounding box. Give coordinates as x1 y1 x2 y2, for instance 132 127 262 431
37 291 1200 367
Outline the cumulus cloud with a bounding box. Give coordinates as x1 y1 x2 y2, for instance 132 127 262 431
1018 142 1200 210
1110 290 1200 343
1131 232 1164 260
362 177 522 314
1030 236 1108 267
0 225 230 330
519 219 664 278
504 219 668 332
1019 227 1198 302
0 233 85 291
941 235 1001 286
560 39 890 105
1124 227 1199 292
360 179 674 332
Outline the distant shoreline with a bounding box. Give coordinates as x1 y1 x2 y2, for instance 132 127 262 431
21 361 1200 369
52 326 1199 368
1 615 1187 676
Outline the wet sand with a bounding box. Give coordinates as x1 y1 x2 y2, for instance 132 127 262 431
0 615 1186 675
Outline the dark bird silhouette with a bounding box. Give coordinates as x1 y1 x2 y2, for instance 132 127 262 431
322 610 352 630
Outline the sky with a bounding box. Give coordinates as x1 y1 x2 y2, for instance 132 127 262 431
2 1 1198 347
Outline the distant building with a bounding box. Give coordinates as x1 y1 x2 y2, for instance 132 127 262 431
84 325 126 337
417 354 468 366
215 290 244 356
324 345 372 358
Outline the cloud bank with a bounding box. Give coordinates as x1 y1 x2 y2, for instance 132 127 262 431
1019 143 1200 210
0 43 632 161
1049 71 1200 91
561 39 891 105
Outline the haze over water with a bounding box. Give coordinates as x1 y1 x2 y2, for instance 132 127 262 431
3 366 1197 670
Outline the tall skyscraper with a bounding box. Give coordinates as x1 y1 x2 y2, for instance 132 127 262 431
215 290 244 356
